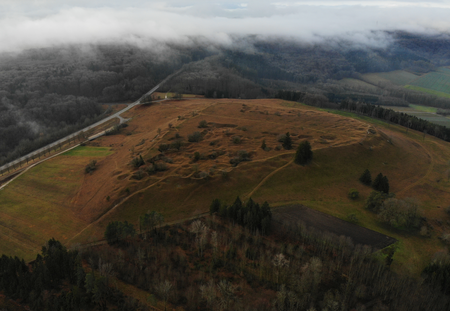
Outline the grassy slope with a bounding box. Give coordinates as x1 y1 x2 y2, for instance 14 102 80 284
78 102 450 276
409 71 450 94
358 68 450 99
0 146 112 260
2 99 450 277
405 85 450 98
408 104 438 113
361 70 418 86
337 78 381 92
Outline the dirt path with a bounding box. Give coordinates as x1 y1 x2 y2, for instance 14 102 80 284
391 132 435 196
245 157 295 199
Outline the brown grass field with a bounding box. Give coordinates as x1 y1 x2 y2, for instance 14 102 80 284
1 97 450 276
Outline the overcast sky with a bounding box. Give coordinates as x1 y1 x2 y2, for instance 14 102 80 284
1 1 450 52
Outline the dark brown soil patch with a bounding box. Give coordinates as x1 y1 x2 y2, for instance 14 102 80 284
209 123 238 128
273 205 396 250
320 135 336 140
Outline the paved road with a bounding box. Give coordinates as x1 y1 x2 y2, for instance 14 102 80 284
0 69 182 174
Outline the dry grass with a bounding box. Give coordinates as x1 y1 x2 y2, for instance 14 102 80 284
2 97 450 276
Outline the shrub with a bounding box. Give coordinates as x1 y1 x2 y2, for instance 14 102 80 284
164 157 173 163
131 155 145 168
232 136 242 144
378 198 421 229
193 152 201 162
85 160 97 174
198 120 208 128
348 188 359 200
158 143 170 153
230 150 251 166
105 124 124 136
261 139 267 150
208 151 218 159
146 164 156 175
170 139 183 151
132 169 145 180
188 131 202 142
365 191 386 213
347 213 358 223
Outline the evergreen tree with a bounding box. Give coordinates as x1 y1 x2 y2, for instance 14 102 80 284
382 175 390 194
359 169 372 186
282 132 292 150
373 173 389 193
372 173 384 192
210 198 221 215
295 140 313 165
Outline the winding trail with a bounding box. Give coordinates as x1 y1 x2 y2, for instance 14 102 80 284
395 136 435 196
245 157 295 199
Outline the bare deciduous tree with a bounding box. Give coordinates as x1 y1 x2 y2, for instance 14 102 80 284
156 280 173 311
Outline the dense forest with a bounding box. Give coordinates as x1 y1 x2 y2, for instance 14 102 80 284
2 31 450 165
2 197 449 310
0 43 212 165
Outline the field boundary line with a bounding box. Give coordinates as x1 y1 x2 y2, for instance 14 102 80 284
0 144 81 191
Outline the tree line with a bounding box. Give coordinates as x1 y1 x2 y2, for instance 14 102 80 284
339 99 450 141
76 209 450 311
210 197 272 235
0 238 149 310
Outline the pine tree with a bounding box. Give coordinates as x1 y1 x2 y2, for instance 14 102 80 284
295 140 313 165
382 175 390 194
359 169 372 186
372 173 384 192
282 132 292 150
373 173 389 193
210 199 221 215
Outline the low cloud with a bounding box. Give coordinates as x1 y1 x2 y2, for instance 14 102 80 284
1 1 450 53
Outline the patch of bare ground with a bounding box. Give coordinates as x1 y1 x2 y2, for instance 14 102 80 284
274 205 397 250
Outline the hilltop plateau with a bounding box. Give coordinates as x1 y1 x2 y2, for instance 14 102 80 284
0 96 449 279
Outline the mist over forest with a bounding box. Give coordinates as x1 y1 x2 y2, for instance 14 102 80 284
1 30 450 164
3 2 450 311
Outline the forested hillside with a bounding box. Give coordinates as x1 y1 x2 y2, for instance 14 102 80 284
0 43 212 164
2 31 450 165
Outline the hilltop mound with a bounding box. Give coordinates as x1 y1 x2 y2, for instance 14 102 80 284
1 97 450 275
